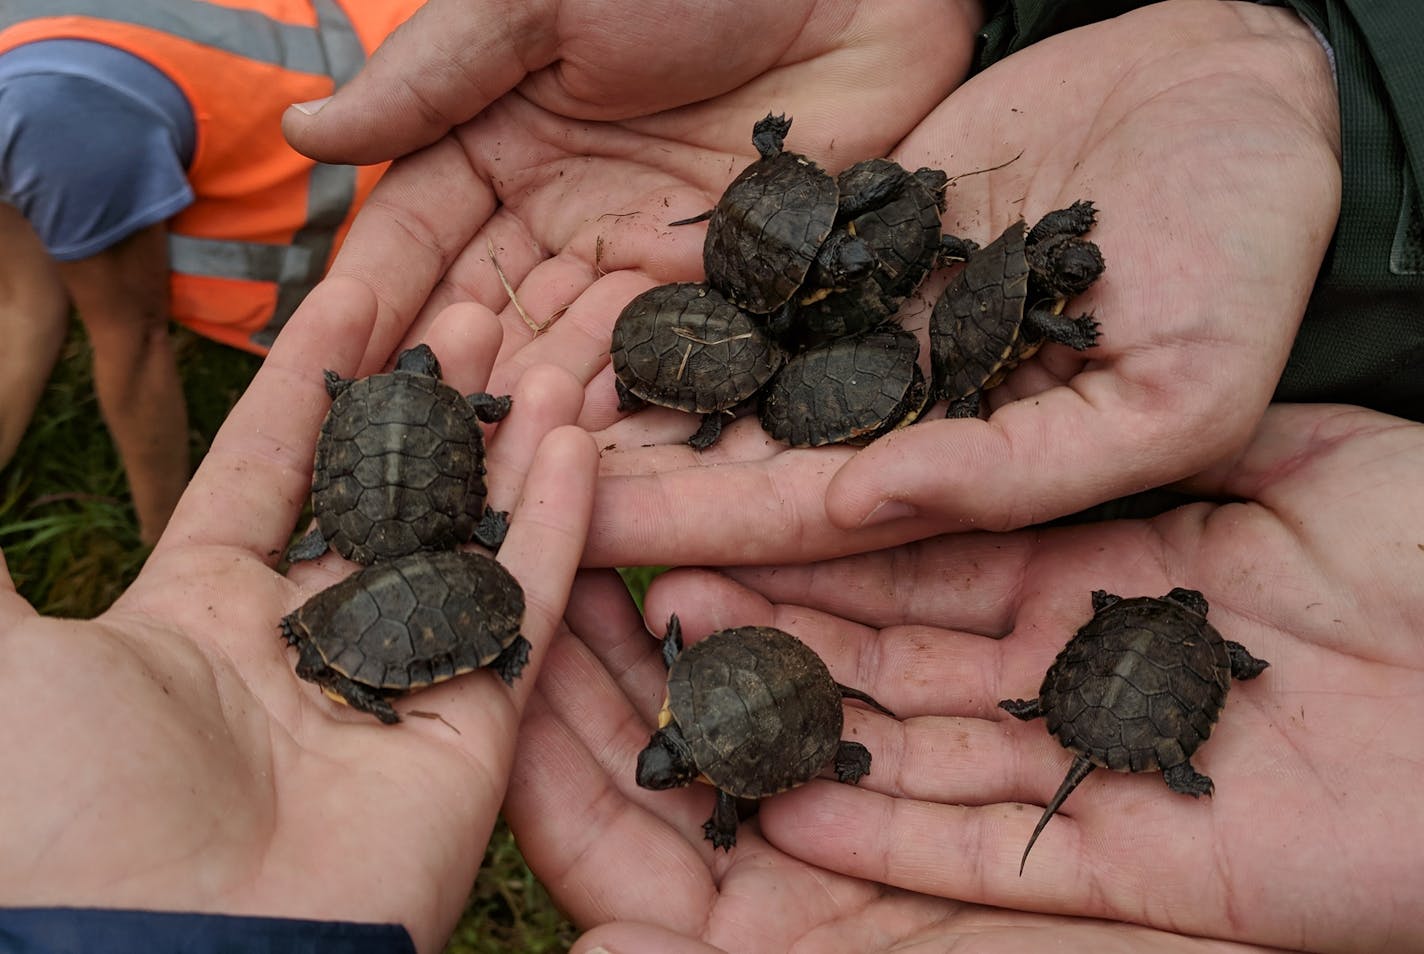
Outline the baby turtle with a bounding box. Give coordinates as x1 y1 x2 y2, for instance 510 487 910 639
929 200 1104 418
677 113 891 320
636 616 896 850
611 282 783 448
999 587 1269 873
287 344 511 565
758 325 929 447
789 160 976 348
280 549 529 724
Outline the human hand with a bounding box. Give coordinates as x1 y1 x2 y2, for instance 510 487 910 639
539 402 1421 953
584 0 1342 566
0 279 598 954
277 0 981 391
504 573 1280 954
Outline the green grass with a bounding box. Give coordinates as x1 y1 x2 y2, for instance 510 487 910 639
0 324 591 952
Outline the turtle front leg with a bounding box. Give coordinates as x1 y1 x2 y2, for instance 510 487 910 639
294 643 401 724
998 697 1043 721
1226 640 1270 680
834 741 872 784
472 508 510 551
945 393 982 419
1162 759 1215 798
284 525 330 563
1024 308 1100 351
1026 200 1097 244
490 635 533 686
938 233 978 263
838 164 911 221
703 788 740 851
467 391 512 423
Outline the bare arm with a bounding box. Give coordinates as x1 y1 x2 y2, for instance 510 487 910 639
0 204 70 467
58 223 187 545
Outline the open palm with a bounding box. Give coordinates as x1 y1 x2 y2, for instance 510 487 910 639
504 573 1275 954
522 401 1421 953
585 0 1341 566
0 283 597 954
279 0 980 390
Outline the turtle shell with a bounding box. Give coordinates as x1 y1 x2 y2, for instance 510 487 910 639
758 325 928 447
1037 591 1232 773
703 118 840 315
665 626 844 798
793 161 949 345
282 549 525 692
310 348 494 564
928 218 1031 404
611 282 783 413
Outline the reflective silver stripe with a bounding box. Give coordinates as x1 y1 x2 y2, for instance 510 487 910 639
256 159 358 348
168 235 314 283
254 0 365 347
1 0 371 347
1 0 331 75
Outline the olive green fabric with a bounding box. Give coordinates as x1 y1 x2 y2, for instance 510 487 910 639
974 0 1424 419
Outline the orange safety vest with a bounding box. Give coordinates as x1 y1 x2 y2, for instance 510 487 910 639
0 0 424 353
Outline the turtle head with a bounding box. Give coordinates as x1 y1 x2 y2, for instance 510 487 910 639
814 230 877 288
394 344 441 378
635 725 697 790
1029 234 1104 298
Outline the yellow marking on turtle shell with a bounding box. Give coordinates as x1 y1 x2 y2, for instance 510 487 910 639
657 693 673 728
322 686 353 707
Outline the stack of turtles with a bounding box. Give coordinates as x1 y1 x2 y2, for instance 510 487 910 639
612 112 978 448
278 344 532 724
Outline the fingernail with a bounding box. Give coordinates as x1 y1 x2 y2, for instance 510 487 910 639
859 499 917 527
291 96 331 116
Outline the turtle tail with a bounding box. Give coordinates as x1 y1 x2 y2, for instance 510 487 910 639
1019 755 1095 876
836 683 896 719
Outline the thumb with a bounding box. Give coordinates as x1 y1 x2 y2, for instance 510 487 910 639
574 923 730 954
826 381 1207 532
282 0 550 164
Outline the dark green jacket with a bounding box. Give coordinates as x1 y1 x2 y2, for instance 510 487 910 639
976 1 1424 419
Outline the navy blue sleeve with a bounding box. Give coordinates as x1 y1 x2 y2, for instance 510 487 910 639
0 40 196 261
0 907 418 954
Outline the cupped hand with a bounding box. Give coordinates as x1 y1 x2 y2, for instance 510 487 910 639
591 402 1422 953
0 280 598 954
585 0 1342 566
279 0 980 386
502 574 1279 954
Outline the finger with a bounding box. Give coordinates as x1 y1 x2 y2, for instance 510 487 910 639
329 139 498 369
719 534 1037 633
397 423 595 744
644 568 1028 720
584 447 929 567
282 0 546 164
481 365 589 515
573 923 728 954
487 269 658 399
0 547 38 626
158 277 377 558
505 637 717 930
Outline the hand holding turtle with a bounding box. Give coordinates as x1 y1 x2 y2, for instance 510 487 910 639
503 574 1276 954
0 281 598 953
275 0 981 390
582 0 1342 567
613 402 1423 953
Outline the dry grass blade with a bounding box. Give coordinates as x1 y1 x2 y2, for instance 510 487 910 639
488 241 556 337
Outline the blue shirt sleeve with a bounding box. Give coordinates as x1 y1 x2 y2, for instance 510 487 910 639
0 907 418 954
0 39 196 261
